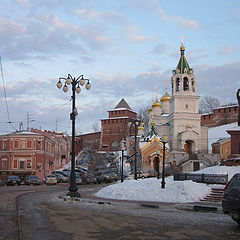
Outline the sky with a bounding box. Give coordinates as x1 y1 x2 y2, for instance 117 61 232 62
0 0 239 135
95 165 240 203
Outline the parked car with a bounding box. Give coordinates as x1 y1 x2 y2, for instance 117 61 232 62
145 169 158 178
25 175 41 185
75 175 83 185
137 171 148 178
45 175 57 185
54 173 69 183
7 175 21 186
0 178 4 186
81 173 97 184
53 170 70 178
222 173 240 225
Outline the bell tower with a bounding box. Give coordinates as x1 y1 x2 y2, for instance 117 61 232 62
168 41 202 152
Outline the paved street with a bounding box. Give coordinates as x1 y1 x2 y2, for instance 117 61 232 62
0 184 240 240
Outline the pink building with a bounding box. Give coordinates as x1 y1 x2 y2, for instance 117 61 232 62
0 129 71 182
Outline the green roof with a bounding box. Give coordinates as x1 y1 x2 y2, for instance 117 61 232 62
176 46 191 74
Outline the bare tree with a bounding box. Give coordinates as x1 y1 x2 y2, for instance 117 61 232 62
200 96 220 113
92 122 100 132
138 106 149 135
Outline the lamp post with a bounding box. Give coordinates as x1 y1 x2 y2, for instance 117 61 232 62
56 74 91 197
120 139 126 183
128 120 140 180
156 150 161 180
161 135 168 189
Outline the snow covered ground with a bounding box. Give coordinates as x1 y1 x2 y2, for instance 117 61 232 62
95 166 240 203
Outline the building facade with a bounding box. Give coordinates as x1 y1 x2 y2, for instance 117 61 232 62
144 43 217 172
201 105 238 128
99 98 137 151
0 129 71 181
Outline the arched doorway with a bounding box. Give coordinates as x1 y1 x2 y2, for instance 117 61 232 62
184 140 194 154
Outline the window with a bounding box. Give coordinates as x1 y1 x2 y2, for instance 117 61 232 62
176 78 180 92
2 159 7 170
3 140 7 150
27 140 32 149
111 140 118 151
14 141 18 148
191 79 195 92
20 161 25 169
19 140 26 149
183 77 189 91
37 140 41 150
185 104 188 109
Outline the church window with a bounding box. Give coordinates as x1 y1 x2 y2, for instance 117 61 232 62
183 77 189 91
111 140 118 151
185 104 188 109
191 79 195 92
176 78 180 92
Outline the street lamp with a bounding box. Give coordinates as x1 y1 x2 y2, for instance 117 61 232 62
120 139 126 183
156 150 161 180
57 74 91 197
161 135 168 189
128 119 140 180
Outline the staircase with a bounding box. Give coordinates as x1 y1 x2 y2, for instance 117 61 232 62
201 187 224 202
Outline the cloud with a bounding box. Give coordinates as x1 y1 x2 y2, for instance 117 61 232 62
151 43 168 55
75 8 124 23
125 25 152 43
157 7 199 29
196 61 240 104
218 46 235 55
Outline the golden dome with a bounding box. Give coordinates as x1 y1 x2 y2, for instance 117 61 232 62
138 123 144 130
152 99 162 108
160 90 171 102
148 107 152 112
180 44 185 51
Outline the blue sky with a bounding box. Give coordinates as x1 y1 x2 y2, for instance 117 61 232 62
0 0 239 135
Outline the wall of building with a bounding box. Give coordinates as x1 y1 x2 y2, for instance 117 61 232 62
201 105 238 127
0 130 71 181
76 132 101 154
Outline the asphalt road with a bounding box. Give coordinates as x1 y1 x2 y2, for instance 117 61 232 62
0 184 240 240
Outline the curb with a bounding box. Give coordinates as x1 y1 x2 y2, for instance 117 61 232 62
175 203 223 213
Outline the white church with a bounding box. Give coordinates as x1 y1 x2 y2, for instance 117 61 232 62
139 43 219 172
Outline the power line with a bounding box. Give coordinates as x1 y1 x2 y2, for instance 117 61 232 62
0 53 17 131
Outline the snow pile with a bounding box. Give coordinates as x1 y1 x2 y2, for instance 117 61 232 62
96 177 212 203
95 166 240 203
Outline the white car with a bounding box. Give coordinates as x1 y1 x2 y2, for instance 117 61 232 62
45 174 57 185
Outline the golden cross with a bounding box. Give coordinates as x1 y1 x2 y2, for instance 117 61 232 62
180 36 184 45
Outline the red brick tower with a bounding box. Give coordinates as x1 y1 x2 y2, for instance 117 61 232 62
99 98 137 151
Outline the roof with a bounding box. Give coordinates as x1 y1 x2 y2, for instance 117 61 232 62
2 131 41 137
160 90 171 102
175 44 192 74
114 98 132 110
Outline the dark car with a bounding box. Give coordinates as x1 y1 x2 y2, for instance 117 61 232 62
222 173 240 225
81 173 97 184
7 175 21 186
0 178 4 186
25 175 41 185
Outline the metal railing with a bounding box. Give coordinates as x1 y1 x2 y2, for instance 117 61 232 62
174 172 228 185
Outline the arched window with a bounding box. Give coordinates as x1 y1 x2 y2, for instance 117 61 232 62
111 140 118 151
183 77 189 91
176 78 180 92
192 79 195 92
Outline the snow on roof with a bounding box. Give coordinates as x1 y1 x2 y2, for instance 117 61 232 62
208 122 237 151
